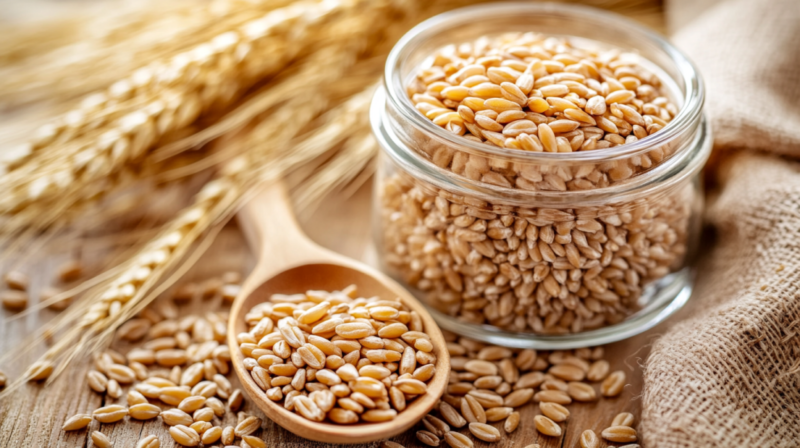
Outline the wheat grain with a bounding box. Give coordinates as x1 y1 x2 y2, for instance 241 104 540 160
62 413 92 431
221 426 235 445
4 270 28 290
130 403 161 420
580 429 600 448
417 430 441 446
539 401 570 422
567 381 597 402
534 415 562 437
612 412 635 427
601 370 626 397
1 290 28 311
586 360 610 382
602 425 638 443
92 431 113 448
444 431 474 448
169 425 200 447
136 435 160 448
469 422 502 442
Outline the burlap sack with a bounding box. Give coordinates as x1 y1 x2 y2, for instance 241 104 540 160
641 0 800 446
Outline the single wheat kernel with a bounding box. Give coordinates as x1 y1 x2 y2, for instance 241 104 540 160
87 370 108 393
234 416 261 437
136 435 160 448
439 401 467 428
469 422 502 442
395 378 428 394
485 406 513 422
417 430 441 446
460 394 486 424
503 388 534 407
444 431 474 448
221 426 235 445
180 363 203 386
106 364 136 384
57 260 83 282
178 395 206 413
568 381 598 401
169 425 200 447
549 363 586 382
2 290 28 311
586 360 610 382
62 413 92 431
612 412 635 427
4 271 29 290
130 403 161 420
601 371 626 397
243 435 267 448
93 405 128 423
580 429 600 448
106 379 122 399
156 349 188 367
329 408 359 424
463 359 498 377
534 415 562 437
92 431 113 448
161 409 194 427
539 401 570 422
193 407 214 422
602 425 638 443
504 411 520 433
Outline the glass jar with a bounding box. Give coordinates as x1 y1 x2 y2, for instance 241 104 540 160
371 3 709 349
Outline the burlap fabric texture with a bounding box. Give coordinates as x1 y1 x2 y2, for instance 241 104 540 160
641 0 800 446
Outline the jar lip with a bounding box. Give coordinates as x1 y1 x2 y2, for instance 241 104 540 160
384 2 705 164
372 87 712 207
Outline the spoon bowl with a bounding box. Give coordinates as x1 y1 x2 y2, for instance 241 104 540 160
228 182 450 444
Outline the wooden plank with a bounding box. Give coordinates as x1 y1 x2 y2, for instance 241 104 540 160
1 182 650 447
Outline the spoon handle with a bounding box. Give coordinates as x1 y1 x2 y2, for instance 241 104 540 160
237 181 334 280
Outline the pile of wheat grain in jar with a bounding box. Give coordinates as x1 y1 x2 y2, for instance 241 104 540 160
237 285 438 424
372 4 709 341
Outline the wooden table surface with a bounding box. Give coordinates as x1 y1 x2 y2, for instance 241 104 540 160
0 182 653 448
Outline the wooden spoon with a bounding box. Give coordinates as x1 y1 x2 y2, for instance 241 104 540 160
227 182 450 444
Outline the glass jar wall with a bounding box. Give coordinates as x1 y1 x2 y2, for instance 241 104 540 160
371 3 709 349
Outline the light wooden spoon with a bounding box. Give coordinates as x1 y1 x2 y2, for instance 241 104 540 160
227 182 450 444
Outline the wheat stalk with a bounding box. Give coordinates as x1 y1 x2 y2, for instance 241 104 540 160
0 0 295 109
0 0 358 191
0 0 422 258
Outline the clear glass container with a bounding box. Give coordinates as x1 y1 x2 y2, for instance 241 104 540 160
371 3 709 349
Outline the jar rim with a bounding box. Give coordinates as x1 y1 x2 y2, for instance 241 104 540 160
372 87 711 208
383 2 705 165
